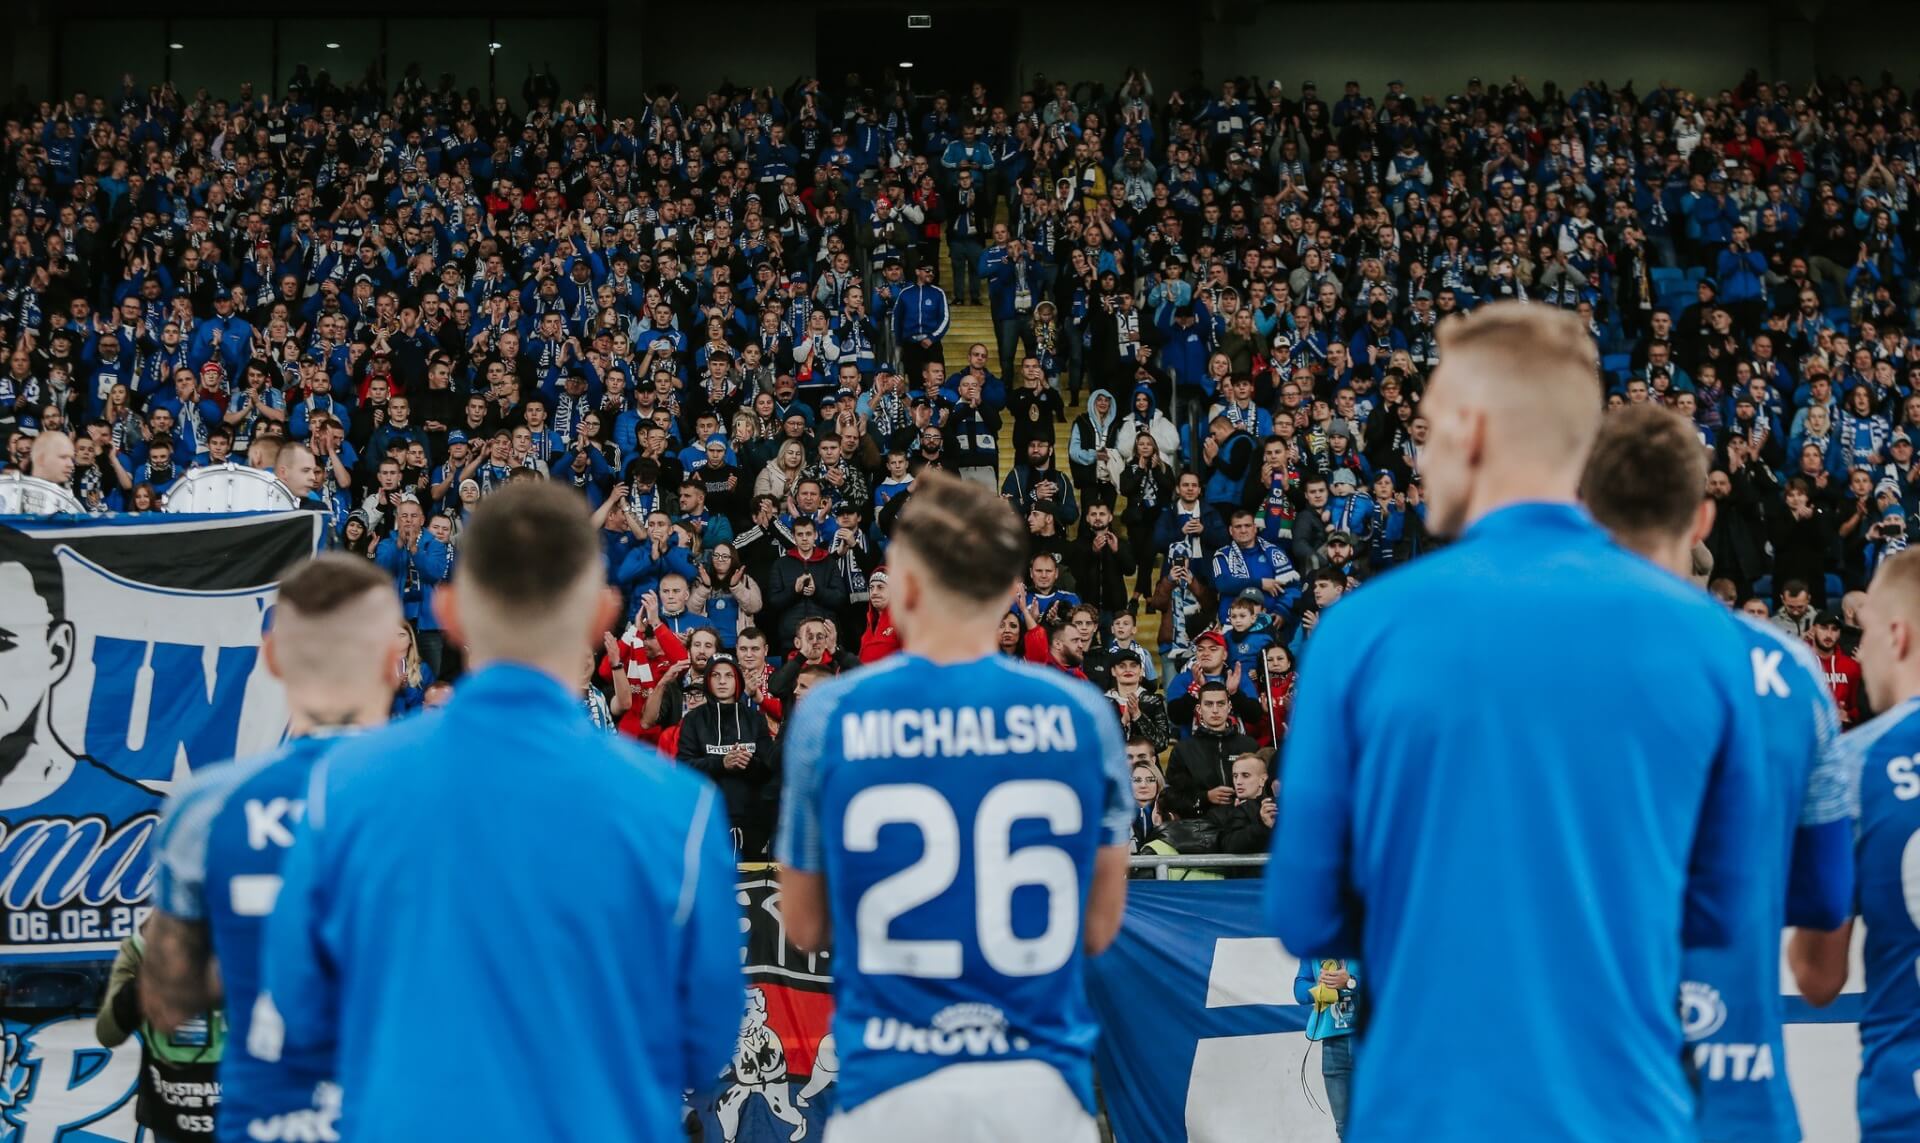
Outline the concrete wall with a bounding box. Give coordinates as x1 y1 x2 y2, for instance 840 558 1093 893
1203 3 1774 97
31 2 1920 114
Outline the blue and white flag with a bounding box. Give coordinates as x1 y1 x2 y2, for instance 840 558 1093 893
0 511 320 965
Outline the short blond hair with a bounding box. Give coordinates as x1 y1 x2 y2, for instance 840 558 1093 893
1435 302 1603 471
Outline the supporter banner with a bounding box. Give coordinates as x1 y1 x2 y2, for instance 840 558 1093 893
0 512 322 964
0 1014 142 1141
1085 880 1865 1143
690 867 839 1143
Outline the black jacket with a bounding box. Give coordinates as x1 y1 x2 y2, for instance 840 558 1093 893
676 697 776 829
767 548 849 646
1066 526 1134 614
1167 725 1258 816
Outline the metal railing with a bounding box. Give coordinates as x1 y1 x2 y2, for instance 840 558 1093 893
1127 853 1269 878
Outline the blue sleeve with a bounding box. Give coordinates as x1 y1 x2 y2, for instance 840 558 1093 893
1267 609 1362 958
1787 683 1857 929
1293 959 1320 1005
419 538 453 584
373 538 401 577
150 764 242 922
615 545 650 587
261 760 341 1064
676 782 748 1090
929 291 950 340
1211 549 1253 595
774 676 839 872
1682 638 1770 949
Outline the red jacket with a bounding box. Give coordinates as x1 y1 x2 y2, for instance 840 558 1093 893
859 606 901 662
1021 623 1087 680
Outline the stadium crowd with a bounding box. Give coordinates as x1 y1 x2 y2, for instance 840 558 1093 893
1 59 1911 863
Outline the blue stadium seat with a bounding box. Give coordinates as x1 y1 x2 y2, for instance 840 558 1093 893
1601 353 1633 381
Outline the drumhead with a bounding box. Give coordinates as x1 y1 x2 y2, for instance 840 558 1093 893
0 471 84 516
162 463 298 513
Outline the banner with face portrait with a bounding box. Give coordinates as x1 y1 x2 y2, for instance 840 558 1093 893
0 512 321 965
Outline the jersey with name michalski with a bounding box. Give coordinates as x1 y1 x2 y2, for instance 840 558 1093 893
153 734 350 1143
1684 618 1851 1143
1844 695 1920 1141
776 653 1130 1116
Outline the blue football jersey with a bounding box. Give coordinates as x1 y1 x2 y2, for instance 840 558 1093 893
776 654 1131 1115
1845 696 1920 1141
153 734 349 1143
1684 619 1852 1142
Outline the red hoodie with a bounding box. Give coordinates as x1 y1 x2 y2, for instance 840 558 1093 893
860 606 901 662
1816 649 1864 726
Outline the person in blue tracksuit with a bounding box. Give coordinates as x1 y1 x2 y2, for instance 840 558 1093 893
894 262 951 383
146 555 403 1143
263 483 743 1142
1294 956 1360 1139
777 471 1130 1142
1267 305 1765 1143
1792 547 1920 1142
1210 509 1300 621
1585 406 1854 1143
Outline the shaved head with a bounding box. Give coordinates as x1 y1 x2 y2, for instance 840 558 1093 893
265 555 405 705
1420 304 1602 537
29 432 74 486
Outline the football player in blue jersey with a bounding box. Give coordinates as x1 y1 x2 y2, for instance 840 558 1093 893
777 469 1132 1143
261 481 742 1142
1792 547 1920 1141
145 553 405 1142
1267 305 1766 1143
1584 407 1855 1143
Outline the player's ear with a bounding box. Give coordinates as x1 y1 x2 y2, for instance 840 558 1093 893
261 628 284 682
1690 498 1716 547
590 585 620 643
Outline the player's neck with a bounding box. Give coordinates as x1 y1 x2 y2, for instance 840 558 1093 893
1462 469 1579 530
899 614 999 665
286 692 391 736
1621 534 1694 580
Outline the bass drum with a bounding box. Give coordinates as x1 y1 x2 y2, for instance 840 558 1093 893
163 463 298 513
0 471 84 516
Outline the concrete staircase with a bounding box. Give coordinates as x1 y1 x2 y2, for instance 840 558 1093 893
947 300 1165 649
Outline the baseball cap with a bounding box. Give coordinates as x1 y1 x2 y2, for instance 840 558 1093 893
1896 431 1913 446
1195 630 1228 649
1327 530 1356 545
447 430 469 446
1813 610 1844 628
